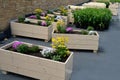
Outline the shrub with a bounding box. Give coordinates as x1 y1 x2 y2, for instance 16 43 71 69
73 8 112 30
28 45 39 53
18 16 25 23
80 30 88 35
17 44 29 53
110 0 120 3
87 26 94 31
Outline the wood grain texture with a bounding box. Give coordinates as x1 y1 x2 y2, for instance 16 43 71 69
10 20 53 41
0 41 73 80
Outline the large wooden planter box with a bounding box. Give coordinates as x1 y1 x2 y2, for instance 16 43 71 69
52 31 99 53
10 20 53 42
0 41 73 80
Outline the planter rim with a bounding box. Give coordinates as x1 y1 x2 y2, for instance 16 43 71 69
52 29 99 36
0 41 73 64
11 19 52 28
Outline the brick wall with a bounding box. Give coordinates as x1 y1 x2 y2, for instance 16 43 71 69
0 0 89 31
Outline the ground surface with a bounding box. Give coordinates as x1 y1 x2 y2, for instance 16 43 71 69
0 5 120 80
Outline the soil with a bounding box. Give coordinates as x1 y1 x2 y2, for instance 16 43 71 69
6 46 69 62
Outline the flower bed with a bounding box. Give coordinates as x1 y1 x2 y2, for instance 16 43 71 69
10 19 53 42
0 41 73 80
52 27 99 53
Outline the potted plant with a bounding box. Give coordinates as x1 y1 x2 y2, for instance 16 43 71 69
0 40 73 80
47 6 68 25
52 25 99 53
10 16 53 42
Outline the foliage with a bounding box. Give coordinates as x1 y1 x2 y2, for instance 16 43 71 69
52 55 61 61
87 26 94 31
18 16 25 23
96 0 110 8
37 21 41 25
80 30 88 35
110 0 120 3
17 44 29 53
36 14 41 19
59 6 68 16
28 45 39 53
47 10 53 14
52 37 70 61
73 8 112 30
56 20 66 33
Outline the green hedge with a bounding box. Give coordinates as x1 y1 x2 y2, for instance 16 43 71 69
73 8 112 30
110 0 120 3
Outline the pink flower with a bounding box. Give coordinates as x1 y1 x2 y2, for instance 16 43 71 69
41 21 47 26
41 12 46 16
29 15 37 19
12 41 22 49
66 27 73 32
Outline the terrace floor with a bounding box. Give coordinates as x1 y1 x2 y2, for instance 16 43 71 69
0 5 120 80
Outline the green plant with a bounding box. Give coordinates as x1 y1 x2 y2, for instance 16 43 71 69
47 10 53 14
87 26 94 31
37 21 41 25
28 45 39 53
17 44 29 53
56 20 66 33
36 14 40 19
52 55 61 61
73 8 112 30
18 16 25 23
110 0 120 3
80 30 88 35
52 37 70 61
57 25 66 33
46 20 52 26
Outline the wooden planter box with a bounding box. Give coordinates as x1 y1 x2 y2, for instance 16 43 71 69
52 30 99 53
10 20 53 42
47 14 68 26
0 41 73 80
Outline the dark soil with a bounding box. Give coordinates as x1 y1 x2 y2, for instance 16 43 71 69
6 46 69 62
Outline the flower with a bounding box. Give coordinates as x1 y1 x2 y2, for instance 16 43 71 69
29 15 37 19
66 27 73 32
41 21 47 26
34 8 43 14
41 12 46 16
41 48 54 57
52 37 70 58
12 41 23 49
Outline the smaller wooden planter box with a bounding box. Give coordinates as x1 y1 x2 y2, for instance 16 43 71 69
47 14 68 26
52 30 99 53
10 20 53 42
0 41 73 80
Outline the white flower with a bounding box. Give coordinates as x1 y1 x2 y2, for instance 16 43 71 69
88 31 96 35
55 15 63 20
24 18 30 22
41 48 54 57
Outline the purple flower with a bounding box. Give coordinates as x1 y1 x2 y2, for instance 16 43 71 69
41 12 46 16
66 27 73 32
29 15 37 19
41 21 47 26
12 41 23 49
